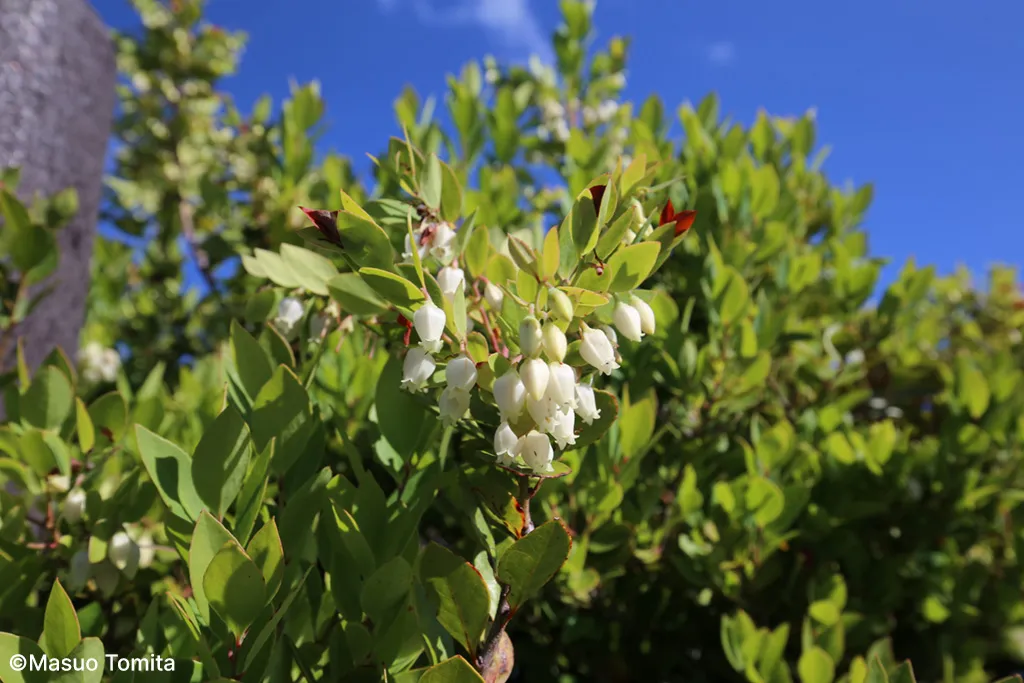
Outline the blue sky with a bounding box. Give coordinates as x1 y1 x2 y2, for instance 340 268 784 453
92 0 1024 291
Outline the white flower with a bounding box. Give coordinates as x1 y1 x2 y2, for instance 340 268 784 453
403 232 429 262
520 431 554 472
401 348 436 393
542 323 567 363
600 324 618 346
64 489 87 524
631 296 656 336
79 342 121 383
446 355 478 391
575 383 601 424
429 222 457 264
493 370 526 420
437 265 465 303
414 301 446 353
108 531 137 570
274 297 305 338
546 362 577 413
581 326 620 375
844 349 866 365
519 316 543 358
485 67 500 84
623 229 637 245
485 282 504 312
553 119 570 142
439 387 471 427
598 99 619 122
527 395 558 433
541 99 565 120
582 106 597 125
613 301 644 342
520 358 550 402
494 422 519 459
550 408 577 449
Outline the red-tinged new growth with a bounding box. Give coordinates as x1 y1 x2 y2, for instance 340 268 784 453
299 207 343 247
659 199 697 236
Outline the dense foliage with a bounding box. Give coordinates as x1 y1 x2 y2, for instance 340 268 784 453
1 1 1023 682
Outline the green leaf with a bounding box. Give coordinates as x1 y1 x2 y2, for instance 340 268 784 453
337 212 394 271
570 194 599 256
440 162 463 222
189 511 236 622
328 273 388 315
419 543 491 656
252 248 301 288
618 390 656 460
888 662 915 683
0 632 47 683
280 243 338 296
716 267 750 326
421 153 443 209
75 398 94 453
1 189 53 272
20 365 73 430
375 356 432 458
808 600 840 626
750 166 780 219
40 580 81 658
746 477 785 526
797 647 835 683
606 242 660 292
249 366 314 474
51 637 104 683
230 320 273 401
541 227 560 282
495 519 572 610
360 556 413 623
360 267 426 309
191 405 253 519
573 389 619 450
507 236 538 278
135 425 204 522
420 656 486 683
865 655 889 683
246 519 285 602
203 540 267 637
87 392 128 446
955 356 990 419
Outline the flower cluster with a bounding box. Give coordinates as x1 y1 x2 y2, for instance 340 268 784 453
77 342 122 384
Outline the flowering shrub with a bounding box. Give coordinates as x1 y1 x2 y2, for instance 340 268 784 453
1 1 1023 683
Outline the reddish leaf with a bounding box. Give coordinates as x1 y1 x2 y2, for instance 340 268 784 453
298 206 343 247
659 200 697 236
589 184 606 215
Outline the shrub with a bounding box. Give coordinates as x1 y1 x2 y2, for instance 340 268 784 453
1 1 1023 683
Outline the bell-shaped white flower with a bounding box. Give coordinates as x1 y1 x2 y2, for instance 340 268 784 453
485 282 504 312
550 408 577 449
520 358 550 402
520 431 554 472
414 301 446 353
446 355 478 391
430 222 457 263
403 230 429 262
542 323 567 363
601 324 618 346
275 297 305 338
631 296 656 336
401 348 436 393
64 489 87 524
437 265 465 303
580 326 620 375
527 395 558 433
439 387 471 427
493 370 526 420
546 362 576 413
108 531 137 570
519 316 543 358
613 301 644 342
575 382 601 424
494 422 519 459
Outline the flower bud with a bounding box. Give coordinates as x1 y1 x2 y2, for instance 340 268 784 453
485 282 504 312
630 198 645 229
580 326 620 375
550 408 577 449
108 531 137 571
446 355 478 391
630 295 656 336
493 370 527 420
275 297 305 338
437 265 465 303
414 301 446 353
575 383 601 424
613 301 644 342
548 288 574 322
542 323 567 363
429 221 457 264
494 422 519 461
64 489 87 524
520 358 550 402
546 363 577 413
401 348 436 393
520 431 554 472
518 316 543 358
438 387 471 427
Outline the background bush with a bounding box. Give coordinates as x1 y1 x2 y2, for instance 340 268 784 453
1 1 1023 682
